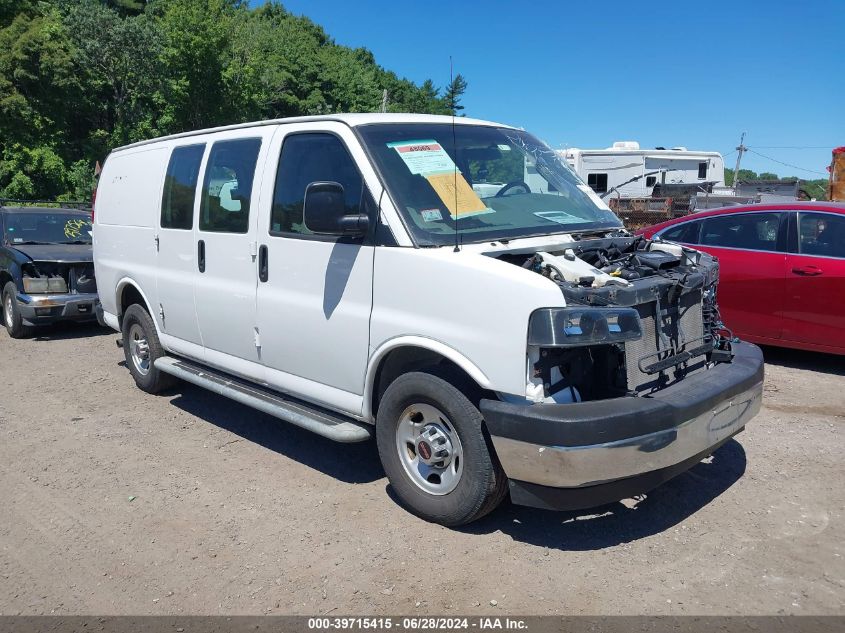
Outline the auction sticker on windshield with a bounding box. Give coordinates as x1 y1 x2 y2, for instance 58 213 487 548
387 139 457 175
425 172 492 219
534 211 591 225
388 139 494 219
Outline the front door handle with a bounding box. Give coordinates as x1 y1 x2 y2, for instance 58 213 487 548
258 245 268 282
198 240 205 273
792 265 822 276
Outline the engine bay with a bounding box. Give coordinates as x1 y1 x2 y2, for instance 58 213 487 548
495 233 734 402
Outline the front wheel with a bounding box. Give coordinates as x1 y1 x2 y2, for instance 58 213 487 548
121 303 176 394
3 281 34 339
376 371 507 526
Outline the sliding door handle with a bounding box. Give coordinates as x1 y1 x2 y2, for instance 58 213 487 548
258 245 268 282
198 240 206 273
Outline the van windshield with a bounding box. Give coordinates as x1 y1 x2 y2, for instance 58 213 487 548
357 123 622 246
4 212 93 245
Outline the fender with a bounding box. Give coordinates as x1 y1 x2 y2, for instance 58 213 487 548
362 335 492 421
114 276 161 335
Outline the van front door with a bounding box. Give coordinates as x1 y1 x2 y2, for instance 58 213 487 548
193 135 266 379
255 126 377 414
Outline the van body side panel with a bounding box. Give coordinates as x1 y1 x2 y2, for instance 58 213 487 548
93 148 169 322
369 248 565 398
96 148 169 228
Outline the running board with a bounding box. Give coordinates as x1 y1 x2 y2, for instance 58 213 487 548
154 357 372 443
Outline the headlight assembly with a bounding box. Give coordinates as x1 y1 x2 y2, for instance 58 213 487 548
528 307 642 347
22 276 68 294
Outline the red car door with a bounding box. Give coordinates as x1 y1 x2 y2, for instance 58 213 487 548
782 210 845 352
694 212 787 343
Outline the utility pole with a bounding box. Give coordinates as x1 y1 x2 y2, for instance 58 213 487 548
732 131 747 193
379 89 389 113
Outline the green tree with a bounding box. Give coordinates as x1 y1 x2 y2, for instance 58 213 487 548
724 168 758 186
444 73 468 115
0 5 84 198
105 0 147 16
0 0 463 199
63 0 164 148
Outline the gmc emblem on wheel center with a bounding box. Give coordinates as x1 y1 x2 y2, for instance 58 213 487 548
417 440 432 461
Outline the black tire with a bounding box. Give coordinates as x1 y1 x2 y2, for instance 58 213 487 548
121 303 176 394
3 281 34 339
376 371 508 526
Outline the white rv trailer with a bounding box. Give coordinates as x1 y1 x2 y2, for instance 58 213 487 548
560 142 726 199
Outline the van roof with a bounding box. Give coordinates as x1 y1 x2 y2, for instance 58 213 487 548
112 113 513 152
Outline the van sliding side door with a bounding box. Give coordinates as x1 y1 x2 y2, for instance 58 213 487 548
192 131 272 380
156 143 206 358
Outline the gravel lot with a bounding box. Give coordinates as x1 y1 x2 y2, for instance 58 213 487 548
0 323 842 615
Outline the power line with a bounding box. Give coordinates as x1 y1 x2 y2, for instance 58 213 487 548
748 145 831 150
745 149 827 176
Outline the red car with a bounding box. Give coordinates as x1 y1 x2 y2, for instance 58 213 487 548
639 202 845 355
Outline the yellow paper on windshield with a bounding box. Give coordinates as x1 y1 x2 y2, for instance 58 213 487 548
425 172 490 219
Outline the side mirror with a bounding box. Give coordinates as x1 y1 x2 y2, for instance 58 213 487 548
303 181 369 236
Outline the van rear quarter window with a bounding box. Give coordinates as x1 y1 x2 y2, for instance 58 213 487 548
161 144 205 230
199 138 262 234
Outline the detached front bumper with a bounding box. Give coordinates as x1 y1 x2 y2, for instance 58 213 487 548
17 292 100 325
480 342 764 511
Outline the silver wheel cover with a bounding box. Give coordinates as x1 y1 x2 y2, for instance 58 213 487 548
128 323 151 376
395 403 464 495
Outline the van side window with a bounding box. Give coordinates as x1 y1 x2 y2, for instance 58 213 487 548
199 138 262 234
271 133 363 235
161 144 205 230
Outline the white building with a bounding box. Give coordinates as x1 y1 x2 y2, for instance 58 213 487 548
560 142 726 199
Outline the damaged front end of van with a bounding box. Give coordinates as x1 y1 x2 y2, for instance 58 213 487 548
480 234 763 510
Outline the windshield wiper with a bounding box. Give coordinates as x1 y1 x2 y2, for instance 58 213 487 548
62 240 91 245
10 240 54 245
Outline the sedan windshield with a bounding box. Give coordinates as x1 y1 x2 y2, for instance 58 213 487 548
358 123 622 246
4 212 93 245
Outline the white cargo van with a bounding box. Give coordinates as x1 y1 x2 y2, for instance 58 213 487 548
94 114 763 525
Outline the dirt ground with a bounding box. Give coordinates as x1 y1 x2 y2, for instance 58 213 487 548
0 323 842 616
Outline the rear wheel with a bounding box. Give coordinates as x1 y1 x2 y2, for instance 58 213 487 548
3 281 34 339
121 303 176 393
376 371 507 526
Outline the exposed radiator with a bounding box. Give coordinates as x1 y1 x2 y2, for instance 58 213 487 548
625 290 705 393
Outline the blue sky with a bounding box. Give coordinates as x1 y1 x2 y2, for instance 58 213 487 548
253 0 843 178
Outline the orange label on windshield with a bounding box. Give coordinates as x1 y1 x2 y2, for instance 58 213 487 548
425 172 491 219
